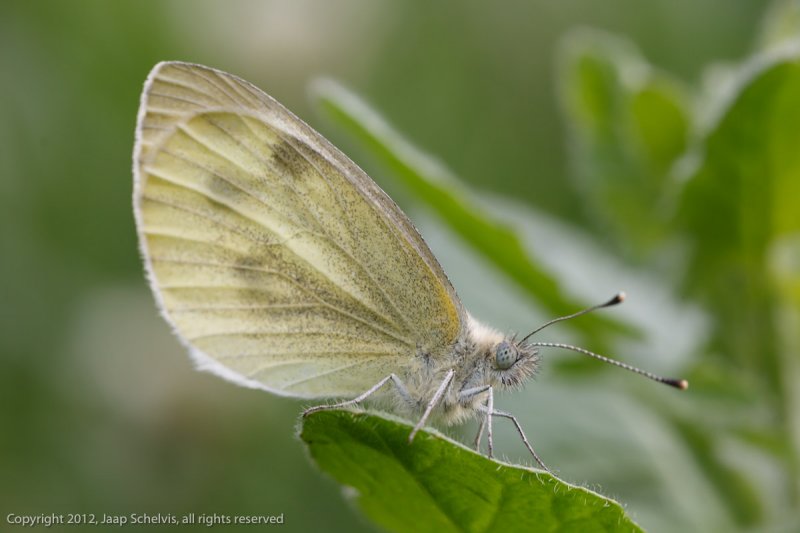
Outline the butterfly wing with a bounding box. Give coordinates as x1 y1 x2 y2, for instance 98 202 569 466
133 61 465 398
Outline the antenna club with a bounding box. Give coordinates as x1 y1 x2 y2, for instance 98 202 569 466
617 291 626 303
664 378 689 390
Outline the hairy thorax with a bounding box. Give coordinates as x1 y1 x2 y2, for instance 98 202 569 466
384 314 540 426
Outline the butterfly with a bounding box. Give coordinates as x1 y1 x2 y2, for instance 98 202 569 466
133 62 686 470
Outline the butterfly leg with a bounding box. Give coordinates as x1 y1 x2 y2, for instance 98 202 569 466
459 385 494 457
302 373 411 417
473 416 486 452
480 406 551 473
408 369 455 443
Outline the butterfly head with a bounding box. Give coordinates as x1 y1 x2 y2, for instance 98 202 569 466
489 337 539 389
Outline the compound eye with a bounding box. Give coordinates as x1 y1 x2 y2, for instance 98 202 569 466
495 341 517 370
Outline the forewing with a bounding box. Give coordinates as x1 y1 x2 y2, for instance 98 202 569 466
133 62 464 398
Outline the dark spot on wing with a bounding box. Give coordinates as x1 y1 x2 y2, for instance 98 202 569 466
271 138 313 183
235 254 267 269
205 168 247 203
232 252 273 288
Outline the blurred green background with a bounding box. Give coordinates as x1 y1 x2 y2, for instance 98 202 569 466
2 1 798 532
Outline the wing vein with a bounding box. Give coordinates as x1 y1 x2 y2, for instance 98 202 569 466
141 193 277 245
150 257 413 346
188 331 371 342
153 73 215 96
196 114 413 337
143 195 329 252
200 115 324 233
218 350 401 361
142 229 260 256
149 77 218 102
171 303 320 313
215 70 265 105
173 64 247 107
143 163 295 238
145 107 184 116
148 91 208 108
276 130 418 335
170 123 404 332
270 360 369 389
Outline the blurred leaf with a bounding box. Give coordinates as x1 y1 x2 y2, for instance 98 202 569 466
770 235 800 356
558 30 690 257
679 51 800 373
678 50 800 505
311 79 632 348
757 0 800 52
769 233 800 497
301 410 643 533
670 416 763 526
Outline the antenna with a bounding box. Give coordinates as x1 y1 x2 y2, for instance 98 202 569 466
520 292 689 391
520 292 626 343
528 341 688 390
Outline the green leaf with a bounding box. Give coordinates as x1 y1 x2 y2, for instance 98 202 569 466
300 410 643 533
678 50 800 506
679 51 800 378
311 79 632 348
558 30 690 257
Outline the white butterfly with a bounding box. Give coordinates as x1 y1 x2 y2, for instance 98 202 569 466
133 62 686 470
